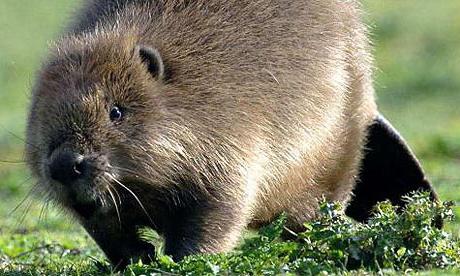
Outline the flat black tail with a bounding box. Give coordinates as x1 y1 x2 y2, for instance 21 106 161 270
345 114 440 225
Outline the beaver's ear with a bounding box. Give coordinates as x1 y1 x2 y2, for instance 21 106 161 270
138 46 165 80
345 114 441 226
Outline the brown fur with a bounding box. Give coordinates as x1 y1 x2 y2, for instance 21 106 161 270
26 0 377 266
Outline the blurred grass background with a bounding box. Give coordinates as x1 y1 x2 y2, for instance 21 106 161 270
0 0 459 272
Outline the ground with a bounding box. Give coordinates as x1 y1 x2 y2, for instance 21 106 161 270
0 1 459 275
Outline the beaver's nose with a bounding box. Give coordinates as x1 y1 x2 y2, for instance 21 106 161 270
49 150 87 185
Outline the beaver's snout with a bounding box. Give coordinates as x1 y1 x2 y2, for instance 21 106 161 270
49 150 86 186
47 147 109 189
47 147 111 218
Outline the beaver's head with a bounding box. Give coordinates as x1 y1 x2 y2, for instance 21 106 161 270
25 34 171 220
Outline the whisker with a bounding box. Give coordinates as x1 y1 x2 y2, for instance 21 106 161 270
433 175 460 181
113 185 122 206
15 196 34 228
38 201 50 225
8 179 37 217
105 172 155 227
106 185 122 227
101 169 123 206
0 160 26 164
0 126 40 151
108 165 145 181
99 192 107 208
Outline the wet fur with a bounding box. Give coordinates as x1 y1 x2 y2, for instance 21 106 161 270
26 0 377 266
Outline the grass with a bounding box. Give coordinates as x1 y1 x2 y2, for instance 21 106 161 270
1 0 459 275
126 194 460 275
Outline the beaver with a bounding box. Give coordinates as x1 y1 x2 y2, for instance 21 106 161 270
25 0 438 267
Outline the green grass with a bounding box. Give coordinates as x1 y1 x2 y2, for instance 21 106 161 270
1 0 460 274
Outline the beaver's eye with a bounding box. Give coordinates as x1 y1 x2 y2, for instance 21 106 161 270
110 106 123 122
